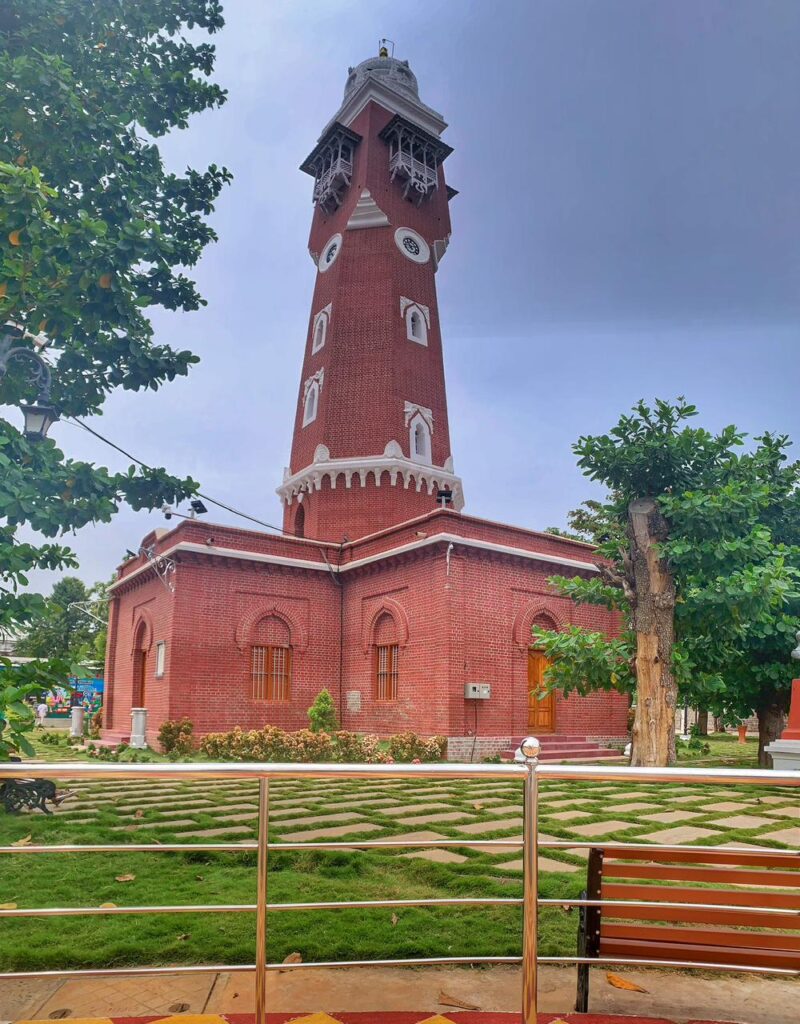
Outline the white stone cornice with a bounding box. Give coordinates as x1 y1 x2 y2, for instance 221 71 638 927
324 80 447 139
109 532 598 592
276 453 464 510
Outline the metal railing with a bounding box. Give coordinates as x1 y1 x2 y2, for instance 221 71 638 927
1 740 799 1024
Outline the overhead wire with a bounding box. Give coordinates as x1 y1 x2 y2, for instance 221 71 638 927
66 416 293 537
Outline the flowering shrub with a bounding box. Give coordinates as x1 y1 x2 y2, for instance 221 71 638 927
158 718 194 755
387 731 447 762
198 726 445 764
333 731 391 764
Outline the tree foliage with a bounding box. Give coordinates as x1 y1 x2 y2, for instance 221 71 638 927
15 575 106 665
0 1 229 753
534 400 800 765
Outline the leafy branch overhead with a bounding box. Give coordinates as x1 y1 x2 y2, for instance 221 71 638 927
0 1 230 747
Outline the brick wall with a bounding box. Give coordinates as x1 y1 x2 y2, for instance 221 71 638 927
105 517 629 749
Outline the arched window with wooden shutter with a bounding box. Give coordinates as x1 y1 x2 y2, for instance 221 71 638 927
251 615 292 701
373 612 399 701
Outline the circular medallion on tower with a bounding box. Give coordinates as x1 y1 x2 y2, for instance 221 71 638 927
318 233 343 273
395 227 430 264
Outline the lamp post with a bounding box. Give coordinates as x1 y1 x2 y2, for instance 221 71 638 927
0 325 59 440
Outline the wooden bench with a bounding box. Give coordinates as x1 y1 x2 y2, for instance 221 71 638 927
575 843 800 1013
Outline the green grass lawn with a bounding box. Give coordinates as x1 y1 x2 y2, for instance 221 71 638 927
0 730 791 974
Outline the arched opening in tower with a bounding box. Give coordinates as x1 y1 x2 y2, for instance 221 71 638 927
294 503 306 538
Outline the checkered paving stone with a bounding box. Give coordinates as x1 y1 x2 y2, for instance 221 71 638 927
760 826 800 845
543 810 592 822
278 822 385 841
701 801 752 813
763 805 800 819
604 802 660 813
271 812 364 828
399 848 468 863
640 810 703 823
568 820 642 838
713 814 778 829
637 825 722 844
395 811 474 825
455 817 524 834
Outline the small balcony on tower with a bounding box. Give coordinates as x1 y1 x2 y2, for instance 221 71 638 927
379 114 453 205
300 123 362 215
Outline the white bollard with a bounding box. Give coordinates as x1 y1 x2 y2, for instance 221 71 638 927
70 706 85 739
130 707 148 749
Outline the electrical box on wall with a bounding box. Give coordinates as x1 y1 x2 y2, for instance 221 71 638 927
464 682 491 700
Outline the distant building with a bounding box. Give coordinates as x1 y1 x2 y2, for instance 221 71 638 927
103 51 629 759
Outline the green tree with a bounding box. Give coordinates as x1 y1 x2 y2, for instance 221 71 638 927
16 576 98 664
0 1 230 756
534 400 799 766
308 689 339 734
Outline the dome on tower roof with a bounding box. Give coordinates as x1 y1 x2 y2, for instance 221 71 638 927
344 55 420 102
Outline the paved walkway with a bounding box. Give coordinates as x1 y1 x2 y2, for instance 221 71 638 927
4 965 798 1023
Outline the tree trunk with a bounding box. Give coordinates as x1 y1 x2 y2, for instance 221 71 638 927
756 690 787 768
713 715 724 734
628 497 678 767
696 709 709 736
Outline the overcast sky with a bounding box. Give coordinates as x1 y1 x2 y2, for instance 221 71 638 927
17 0 800 588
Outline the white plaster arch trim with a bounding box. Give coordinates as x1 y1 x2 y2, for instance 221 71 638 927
130 607 154 658
312 303 332 353
399 296 431 327
362 599 410 653
404 401 433 431
236 602 309 654
513 602 569 650
409 414 432 465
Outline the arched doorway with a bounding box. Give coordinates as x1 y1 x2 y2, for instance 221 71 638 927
528 649 555 732
527 614 557 732
132 622 148 708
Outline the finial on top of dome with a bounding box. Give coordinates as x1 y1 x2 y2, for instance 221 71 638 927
379 38 394 58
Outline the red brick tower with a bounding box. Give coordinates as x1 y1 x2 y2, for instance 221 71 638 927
279 51 463 542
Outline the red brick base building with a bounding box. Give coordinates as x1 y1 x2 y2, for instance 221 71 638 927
104 52 629 758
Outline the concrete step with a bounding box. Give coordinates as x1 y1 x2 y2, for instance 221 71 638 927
501 743 623 762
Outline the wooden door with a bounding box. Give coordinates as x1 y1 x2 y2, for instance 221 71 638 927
528 650 555 732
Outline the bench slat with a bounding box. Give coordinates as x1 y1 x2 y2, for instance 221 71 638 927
603 882 800 910
600 936 800 971
602 862 800 888
597 901 798 930
603 922 800 952
600 847 799 869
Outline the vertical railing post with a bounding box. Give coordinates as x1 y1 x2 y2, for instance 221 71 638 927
255 776 269 1024
520 736 541 1024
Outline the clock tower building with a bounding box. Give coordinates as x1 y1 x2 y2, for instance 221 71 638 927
279 53 463 542
105 51 630 761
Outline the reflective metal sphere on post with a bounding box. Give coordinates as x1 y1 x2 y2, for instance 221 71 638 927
520 736 540 761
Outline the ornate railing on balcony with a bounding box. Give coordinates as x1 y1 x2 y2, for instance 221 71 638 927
0 747 798 1024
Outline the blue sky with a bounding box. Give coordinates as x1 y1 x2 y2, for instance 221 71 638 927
22 0 800 586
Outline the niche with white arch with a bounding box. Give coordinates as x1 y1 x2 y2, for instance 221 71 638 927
302 370 324 427
400 297 430 347
409 413 432 464
312 303 331 354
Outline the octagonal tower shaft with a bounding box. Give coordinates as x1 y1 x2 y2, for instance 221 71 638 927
279 54 463 542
